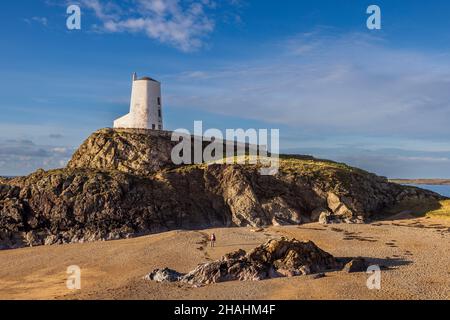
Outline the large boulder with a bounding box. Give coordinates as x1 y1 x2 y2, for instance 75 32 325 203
146 238 341 285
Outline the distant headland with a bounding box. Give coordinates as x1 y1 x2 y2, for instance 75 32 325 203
389 179 450 185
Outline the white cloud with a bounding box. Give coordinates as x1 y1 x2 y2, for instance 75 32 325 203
396 156 450 163
0 139 74 176
52 147 70 153
167 31 450 138
80 0 218 51
24 16 48 27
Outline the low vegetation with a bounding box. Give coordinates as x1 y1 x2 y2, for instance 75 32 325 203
425 200 450 219
385 198 450 219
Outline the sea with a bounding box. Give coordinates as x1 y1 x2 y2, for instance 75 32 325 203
408 184 450 197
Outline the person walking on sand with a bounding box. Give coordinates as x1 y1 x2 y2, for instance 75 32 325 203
210 233 216 247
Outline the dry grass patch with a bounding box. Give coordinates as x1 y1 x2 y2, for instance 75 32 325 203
425 200 450 219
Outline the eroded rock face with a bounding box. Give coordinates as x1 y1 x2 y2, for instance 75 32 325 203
67 128 179 176
0 167 234 248
262 197 302 226
0 128 445 249
146 238 341 285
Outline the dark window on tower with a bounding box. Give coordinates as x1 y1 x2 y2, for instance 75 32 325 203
158 109 162 118
157 97 161 105
152 124 155 130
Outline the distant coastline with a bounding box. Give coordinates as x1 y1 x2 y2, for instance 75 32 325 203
0 176 15 182
389 179 450 185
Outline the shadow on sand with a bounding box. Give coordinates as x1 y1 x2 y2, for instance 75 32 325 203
337 256 412 271
380 198 445 221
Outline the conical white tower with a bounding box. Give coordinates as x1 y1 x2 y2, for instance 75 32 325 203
114 73 163 130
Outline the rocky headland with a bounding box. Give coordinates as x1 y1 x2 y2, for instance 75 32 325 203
389 179 450 185
0 128 445 249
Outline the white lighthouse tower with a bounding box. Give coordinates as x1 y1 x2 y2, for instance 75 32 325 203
113 73 163 130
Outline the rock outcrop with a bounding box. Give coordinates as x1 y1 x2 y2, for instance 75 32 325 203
67 129 179 176
145 268 184 283
343 257 369 273
0 128 445 249
146 238 341 285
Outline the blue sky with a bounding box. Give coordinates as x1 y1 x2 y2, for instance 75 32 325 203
1 0 450 178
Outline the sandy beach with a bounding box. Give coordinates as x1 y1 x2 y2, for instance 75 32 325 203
0 215 448 300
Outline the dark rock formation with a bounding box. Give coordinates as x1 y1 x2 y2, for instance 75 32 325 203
144 268 184 282
0 128 445 249
343 257 369 273
145 238 341 285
